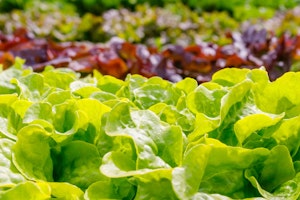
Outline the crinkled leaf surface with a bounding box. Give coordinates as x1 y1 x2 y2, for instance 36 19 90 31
101 102 184 177
0 64 300 199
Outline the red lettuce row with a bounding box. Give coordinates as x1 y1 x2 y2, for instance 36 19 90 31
0 27 300 83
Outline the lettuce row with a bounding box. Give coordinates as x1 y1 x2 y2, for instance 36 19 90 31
1 59 300 199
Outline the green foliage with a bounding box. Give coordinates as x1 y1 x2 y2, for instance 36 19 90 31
0 0 27 12
1 0 299 46
1 59 300 199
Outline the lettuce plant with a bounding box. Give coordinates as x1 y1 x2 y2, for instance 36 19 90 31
1 59 300 199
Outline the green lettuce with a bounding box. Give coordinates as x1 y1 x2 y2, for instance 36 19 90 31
53 141 105 190
0 139 25 191
100 102 184 176
1 59 300 199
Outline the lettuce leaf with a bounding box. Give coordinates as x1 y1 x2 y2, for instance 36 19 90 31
84 178 135 200
0 139 25 190
12 124 53 181
53 141 105 190
0 181 51 200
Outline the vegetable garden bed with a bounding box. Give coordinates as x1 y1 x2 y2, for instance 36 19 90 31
0 27 300 83
1 1 300 199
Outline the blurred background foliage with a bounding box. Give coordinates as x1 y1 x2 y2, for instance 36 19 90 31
0 0 299 48
1 0 300 81
0 0 299 14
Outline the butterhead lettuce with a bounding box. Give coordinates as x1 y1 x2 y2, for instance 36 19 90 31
0 59 300 199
